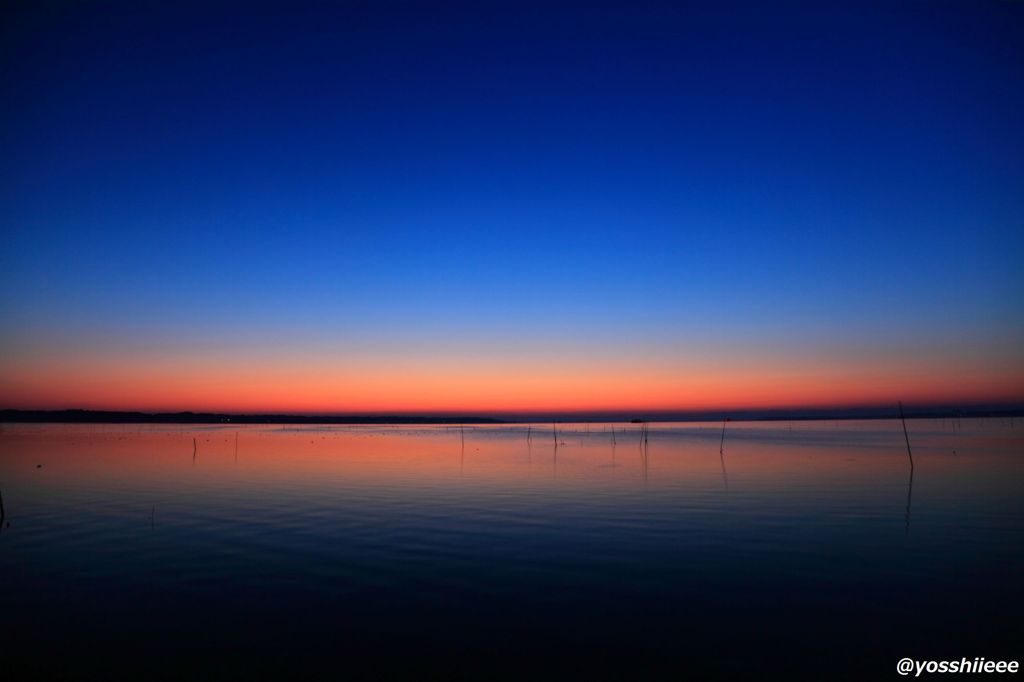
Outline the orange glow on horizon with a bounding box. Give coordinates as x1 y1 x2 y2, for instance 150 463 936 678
2 350 1022 414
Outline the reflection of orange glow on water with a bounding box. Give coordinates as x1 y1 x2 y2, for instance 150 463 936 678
2 423 1021 496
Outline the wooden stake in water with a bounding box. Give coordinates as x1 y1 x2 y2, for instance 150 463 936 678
553 422 557 446
192 437 197 462
899 401 914 471
719 418 728 454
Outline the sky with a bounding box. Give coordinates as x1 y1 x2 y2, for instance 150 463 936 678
1 0 1022 415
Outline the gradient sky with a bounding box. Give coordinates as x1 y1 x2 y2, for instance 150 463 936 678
1 1 1022 415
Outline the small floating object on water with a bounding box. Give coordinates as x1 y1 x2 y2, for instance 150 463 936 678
36 464 43 468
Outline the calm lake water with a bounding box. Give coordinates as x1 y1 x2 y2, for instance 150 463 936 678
1 420 1021 680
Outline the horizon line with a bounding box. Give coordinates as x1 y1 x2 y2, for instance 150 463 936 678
3 403 1023 424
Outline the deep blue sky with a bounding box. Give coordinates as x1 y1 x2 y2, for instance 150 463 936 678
1 1 1022 412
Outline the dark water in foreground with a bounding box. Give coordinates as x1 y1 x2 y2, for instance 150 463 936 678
0 420 1021 680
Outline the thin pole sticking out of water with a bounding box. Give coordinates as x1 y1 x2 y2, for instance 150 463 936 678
552 422 557 446
192 437 197 462
899 402 915 535
640 427 649 483
611 426 616 446
527 425 531 443
719 418 728 454
899 401 914 472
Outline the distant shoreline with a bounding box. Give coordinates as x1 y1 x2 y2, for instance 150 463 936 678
1 406 1021 425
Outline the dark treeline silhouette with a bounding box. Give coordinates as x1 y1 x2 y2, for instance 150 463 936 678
0 404 1021 425
0 409 504 425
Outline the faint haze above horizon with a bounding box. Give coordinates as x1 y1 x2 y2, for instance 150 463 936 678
1 1 1022 413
